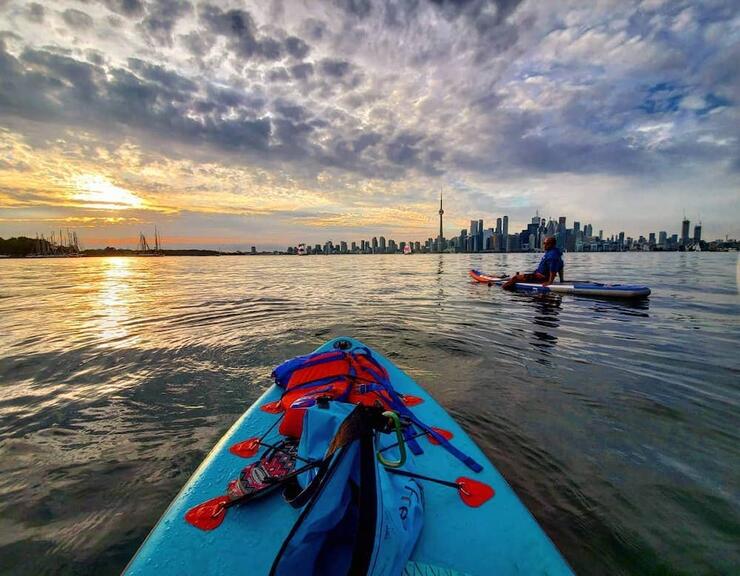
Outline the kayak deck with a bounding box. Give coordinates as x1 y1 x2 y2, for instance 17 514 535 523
470 269 651 298
125 337 573 576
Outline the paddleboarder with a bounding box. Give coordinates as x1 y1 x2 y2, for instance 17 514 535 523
502 236 563 290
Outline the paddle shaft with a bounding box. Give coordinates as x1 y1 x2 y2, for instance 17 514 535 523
386 467 459 489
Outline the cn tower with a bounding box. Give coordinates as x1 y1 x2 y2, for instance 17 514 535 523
438 190 444 251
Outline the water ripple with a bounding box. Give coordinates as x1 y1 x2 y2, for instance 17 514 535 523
0 252 738 575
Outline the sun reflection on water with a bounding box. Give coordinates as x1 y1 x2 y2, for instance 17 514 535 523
96 257 137 347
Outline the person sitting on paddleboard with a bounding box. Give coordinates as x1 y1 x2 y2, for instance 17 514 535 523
502 236 563 290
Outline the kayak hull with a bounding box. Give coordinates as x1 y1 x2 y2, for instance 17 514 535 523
125 337 574 576
470 269 651 298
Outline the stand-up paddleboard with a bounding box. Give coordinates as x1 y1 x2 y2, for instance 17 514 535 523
125 337 574 576
470 269 651 298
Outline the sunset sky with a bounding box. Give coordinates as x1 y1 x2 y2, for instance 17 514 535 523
0 0 738 249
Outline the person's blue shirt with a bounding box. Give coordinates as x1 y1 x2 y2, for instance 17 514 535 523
536 247 563 276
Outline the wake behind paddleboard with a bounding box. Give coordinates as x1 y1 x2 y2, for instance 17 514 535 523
470 269 651 298
125 337 574 576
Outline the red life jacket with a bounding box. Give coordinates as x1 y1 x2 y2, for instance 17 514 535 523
267 347 483 473
274 351 396 438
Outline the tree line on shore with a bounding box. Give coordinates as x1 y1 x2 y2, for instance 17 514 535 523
0 237 222 257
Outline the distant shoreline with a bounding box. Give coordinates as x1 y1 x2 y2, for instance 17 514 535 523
1 249 737 259
2 235 737 257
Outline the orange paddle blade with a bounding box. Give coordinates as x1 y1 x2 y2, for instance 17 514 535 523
185 496 230 530
456 477 495 507
229 437 260 458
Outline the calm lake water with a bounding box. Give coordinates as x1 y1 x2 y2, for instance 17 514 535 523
0 253 738 575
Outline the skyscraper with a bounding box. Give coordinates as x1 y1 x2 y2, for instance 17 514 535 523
693 224 702 243
483 228 493 251
469 220 478 252
526 221 538 252
546 219 556 236
681 217 690 247
502 215 509 252
379 236 386 253
658 231 667 248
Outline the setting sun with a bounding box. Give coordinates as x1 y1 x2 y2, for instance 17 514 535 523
71 175 145 210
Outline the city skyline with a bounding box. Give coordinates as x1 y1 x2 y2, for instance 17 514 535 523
292 193 705 254
0 1 738 248
289 210 719 255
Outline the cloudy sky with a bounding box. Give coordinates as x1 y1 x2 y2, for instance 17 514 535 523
0 0 738 248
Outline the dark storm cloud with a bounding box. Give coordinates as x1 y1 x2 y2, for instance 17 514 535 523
259 37 283 60
198 4 284 61
203 84 266 113
267 67 290 82
100 0 143 18
62 8 94 30
301 17 327 41
0 42 269 153
198 4 256 39
285 36 310 59
127 58 198 93
335 0 373 19
428 0 522 22
205 84 265 112
319 58 350 78
272 117 315 150
19 47 101 104
274 99 309 121
26 2 44 23
385 132 423 165
290 62 314 80
450 0 525 58
352 132 381 153
140 0 192 47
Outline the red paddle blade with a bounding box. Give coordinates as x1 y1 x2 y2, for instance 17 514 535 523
185 496 230 530
427 427 453 445
229 437 260 458
260 400 283 414
456 477 495 507
402 394 424 407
